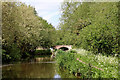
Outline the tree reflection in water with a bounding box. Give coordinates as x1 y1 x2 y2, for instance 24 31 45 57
2 62 57 78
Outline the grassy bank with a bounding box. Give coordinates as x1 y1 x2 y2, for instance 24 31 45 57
56 49 118 78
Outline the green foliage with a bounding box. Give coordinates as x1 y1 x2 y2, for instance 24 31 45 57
58 2 119 55
77 2 119 55
38 17 56 48
69 50 77 53
2 2 56 62
34 49 52 55
56 49 118 78
9 44 21 61
2 44 21 62
56 50 76 70
2 49 11 62
78 24 119 55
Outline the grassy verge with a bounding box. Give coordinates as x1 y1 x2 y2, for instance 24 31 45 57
56 49 118 78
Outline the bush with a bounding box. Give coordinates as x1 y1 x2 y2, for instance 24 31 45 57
34 49 52 55
56 49 118 78
2 44 22 63
56 50 88 78
2 49 11 63
9 44 21 61
69 50 77 53
78 24 119 56
56 50 76 70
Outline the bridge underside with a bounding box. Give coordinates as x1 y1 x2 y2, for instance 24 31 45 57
59 47 69 51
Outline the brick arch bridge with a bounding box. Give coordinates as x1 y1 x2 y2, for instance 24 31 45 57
54 45 72 50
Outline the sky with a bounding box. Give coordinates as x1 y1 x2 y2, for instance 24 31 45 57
20 0 64 28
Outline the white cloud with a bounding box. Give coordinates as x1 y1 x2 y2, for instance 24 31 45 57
20 0 63 27
43 11 60 21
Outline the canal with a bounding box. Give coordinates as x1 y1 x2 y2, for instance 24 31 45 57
2 57 75 78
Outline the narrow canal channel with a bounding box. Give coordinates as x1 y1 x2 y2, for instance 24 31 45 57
2 57 75 78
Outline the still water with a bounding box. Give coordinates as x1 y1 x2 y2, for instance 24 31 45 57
2 57 75 78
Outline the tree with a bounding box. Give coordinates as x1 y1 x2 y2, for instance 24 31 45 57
58 1 119 55
2 2 56 61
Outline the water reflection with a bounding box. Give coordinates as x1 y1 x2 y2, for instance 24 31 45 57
2 57 75 78
54 74 61 78
2 62 58 78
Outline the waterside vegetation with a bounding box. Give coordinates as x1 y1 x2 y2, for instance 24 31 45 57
56 49 118 78
1 1 119 78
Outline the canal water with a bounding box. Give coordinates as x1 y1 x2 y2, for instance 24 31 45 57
2 57 75 78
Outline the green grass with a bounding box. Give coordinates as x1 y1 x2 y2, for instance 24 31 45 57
75 48 118 78
56 49 118 78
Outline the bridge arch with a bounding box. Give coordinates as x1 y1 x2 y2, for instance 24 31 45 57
59 47 69 51
54 45 72 51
